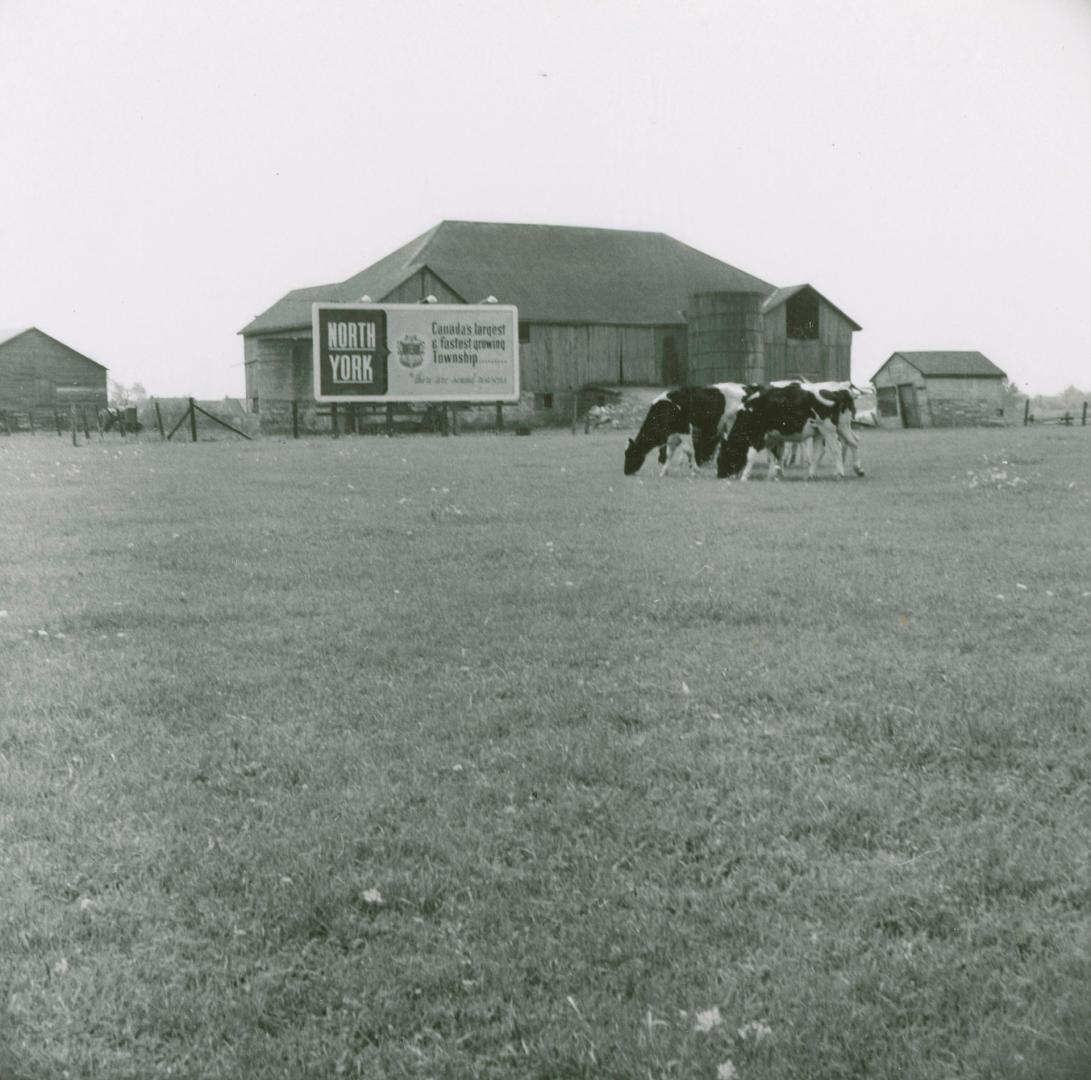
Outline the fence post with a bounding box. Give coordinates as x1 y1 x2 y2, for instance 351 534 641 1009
119 409 127 437
571 388 579 435
1083 402 1088 427
81 407 90 439
1063 412 1072 426
386 403 394 438
70 405 78 447
189 398 198 442
292 400 300 439
495 401 503 433
451 406 459 436
0 411 9 436
331 402 339 438
54 408 62 436
154 400 165 439
1023 399 1030 426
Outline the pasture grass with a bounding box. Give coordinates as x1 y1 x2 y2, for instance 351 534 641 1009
2 424 1089 1079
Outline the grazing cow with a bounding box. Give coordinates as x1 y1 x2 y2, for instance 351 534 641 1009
771 380 866 477
717 381 857 480
658 431 697 477
624 383 756 475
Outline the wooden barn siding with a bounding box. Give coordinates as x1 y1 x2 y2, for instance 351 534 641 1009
520 324 659 392
762 302 853 382
0 330 107 409
924 376 1005 427
245 316 671 403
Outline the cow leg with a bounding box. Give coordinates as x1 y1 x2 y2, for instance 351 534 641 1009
739 447 761 481
815 421 843 479
659 438 680 477
838 422 865 476
806 433 824 479
767 444 784 480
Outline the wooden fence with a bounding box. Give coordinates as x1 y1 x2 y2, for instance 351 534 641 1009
1024 401 1088 426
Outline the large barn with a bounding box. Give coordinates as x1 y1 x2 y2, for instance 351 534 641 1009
871 351 1008 427
239 221 861 420
0 328 108 417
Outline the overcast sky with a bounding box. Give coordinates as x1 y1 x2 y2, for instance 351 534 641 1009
1 0 1088 398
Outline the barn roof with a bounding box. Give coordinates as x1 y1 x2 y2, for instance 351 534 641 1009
876 351 1007 379
0 326 107 368
239 220 794 335
762 284 863 331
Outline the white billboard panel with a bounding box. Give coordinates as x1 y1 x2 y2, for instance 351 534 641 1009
313 303 520 403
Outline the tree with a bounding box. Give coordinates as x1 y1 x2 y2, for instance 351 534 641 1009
999 379 1026 418
108 379 149 407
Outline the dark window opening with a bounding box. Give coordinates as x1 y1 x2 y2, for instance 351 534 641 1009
536 393 554 410
876 386 899 417
518 321 531 343
786 291 819 340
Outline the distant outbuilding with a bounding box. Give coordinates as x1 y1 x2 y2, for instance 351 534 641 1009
0 328 108 415
871 351 1007 427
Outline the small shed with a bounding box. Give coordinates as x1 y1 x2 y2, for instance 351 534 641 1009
0 328 108 416
871 351 1007 427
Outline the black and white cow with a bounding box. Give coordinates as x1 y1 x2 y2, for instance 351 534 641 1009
624 383 757 476
716 381 857 480
770 380 866 477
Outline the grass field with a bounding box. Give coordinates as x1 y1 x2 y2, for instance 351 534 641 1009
2 424 1089 1080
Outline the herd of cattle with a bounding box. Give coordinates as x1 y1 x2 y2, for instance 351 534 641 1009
623 380 867 480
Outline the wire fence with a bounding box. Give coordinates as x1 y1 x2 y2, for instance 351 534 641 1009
7 394 1086 443
1024 401 1088 426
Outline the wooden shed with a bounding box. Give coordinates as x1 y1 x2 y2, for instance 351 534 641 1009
871 351 1007 427
0 328 108 416
239 221 860 419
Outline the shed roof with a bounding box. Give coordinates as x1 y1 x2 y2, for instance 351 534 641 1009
240 220 800 335
0 326 107 368
874 351 1007 380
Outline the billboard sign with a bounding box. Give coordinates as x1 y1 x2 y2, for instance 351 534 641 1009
313 302 520 403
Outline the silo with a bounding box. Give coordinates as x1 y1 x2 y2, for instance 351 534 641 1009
686 291 766 386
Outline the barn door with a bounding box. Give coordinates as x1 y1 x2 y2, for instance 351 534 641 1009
897 383 921 428
662 334 685 386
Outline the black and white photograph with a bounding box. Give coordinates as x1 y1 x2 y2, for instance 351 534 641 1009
2 1 1089 1077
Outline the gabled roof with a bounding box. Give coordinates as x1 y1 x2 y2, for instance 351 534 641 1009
0 326 107 369
240 220 788 335
762 284 863 331
875 351 1006 380
0 327 33 347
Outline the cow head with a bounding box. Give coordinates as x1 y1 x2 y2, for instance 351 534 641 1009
716 412 755 478
624 437 646 475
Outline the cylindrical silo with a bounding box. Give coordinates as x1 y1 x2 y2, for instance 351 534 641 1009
685 291 766 386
